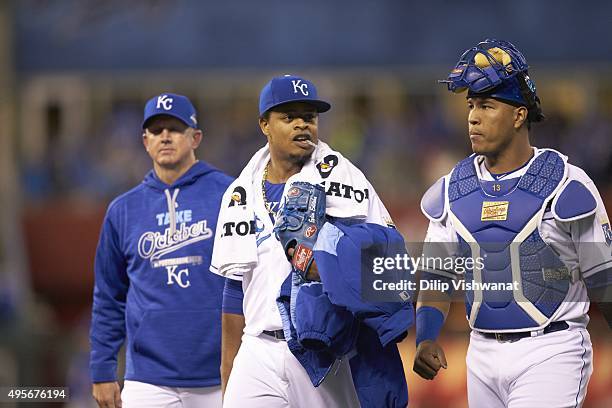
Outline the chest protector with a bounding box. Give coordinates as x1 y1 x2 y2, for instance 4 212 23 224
449 150 572 332
422 149 598 332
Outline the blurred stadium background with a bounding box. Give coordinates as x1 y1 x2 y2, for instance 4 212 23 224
0 1 610 407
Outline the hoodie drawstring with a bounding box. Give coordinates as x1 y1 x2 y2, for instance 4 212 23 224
164 188 180 235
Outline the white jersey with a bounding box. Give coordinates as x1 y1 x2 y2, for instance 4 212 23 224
238 223 288 336
239 180 393 337
423 148 612 329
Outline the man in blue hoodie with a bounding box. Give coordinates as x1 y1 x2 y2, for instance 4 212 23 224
90 93 233 408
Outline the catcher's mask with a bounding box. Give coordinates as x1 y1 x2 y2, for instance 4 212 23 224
440 38 544 122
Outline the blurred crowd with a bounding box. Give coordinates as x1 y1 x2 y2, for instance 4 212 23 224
18 76 612 207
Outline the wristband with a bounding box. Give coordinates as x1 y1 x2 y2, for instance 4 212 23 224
222 278 244 315
415 306 445 346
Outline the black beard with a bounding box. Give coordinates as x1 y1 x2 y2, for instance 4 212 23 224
287 150 312 168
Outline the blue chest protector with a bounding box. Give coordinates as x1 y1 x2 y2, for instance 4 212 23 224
422 149 597 331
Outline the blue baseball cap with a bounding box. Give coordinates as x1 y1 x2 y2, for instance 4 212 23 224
259 75 331 116
142 93 198 129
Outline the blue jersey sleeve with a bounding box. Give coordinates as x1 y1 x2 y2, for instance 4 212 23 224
222 278 244 315
89 206 129 383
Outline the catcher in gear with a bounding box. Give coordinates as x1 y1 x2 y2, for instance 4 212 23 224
413 38 612 407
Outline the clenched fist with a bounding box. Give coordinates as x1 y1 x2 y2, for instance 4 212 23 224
413 340 448 380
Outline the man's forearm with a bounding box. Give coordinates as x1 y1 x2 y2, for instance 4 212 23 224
221 312 246 395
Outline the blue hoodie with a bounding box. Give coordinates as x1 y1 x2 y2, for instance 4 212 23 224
89 161 233 387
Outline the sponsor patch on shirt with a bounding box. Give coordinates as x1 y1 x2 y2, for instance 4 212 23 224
481 201 509 221
229 186 247 207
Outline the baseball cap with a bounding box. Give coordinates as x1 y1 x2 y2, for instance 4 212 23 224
142 93 198 129
259 75 331 116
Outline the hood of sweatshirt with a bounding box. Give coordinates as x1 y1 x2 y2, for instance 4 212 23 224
143 161 219 191
142 161 220 236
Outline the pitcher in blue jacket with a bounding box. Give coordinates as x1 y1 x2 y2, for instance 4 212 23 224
89 93 233 408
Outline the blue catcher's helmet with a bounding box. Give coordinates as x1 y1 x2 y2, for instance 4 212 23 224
440 39 544 122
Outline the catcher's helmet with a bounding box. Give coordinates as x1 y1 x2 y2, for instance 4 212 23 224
440 38 544 122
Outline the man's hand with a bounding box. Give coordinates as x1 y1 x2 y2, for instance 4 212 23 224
287 247 320 280
413 340 448 380
92 382 121 408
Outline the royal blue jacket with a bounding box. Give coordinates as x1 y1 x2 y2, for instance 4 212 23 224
277 221 414 408
89 161 233 387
